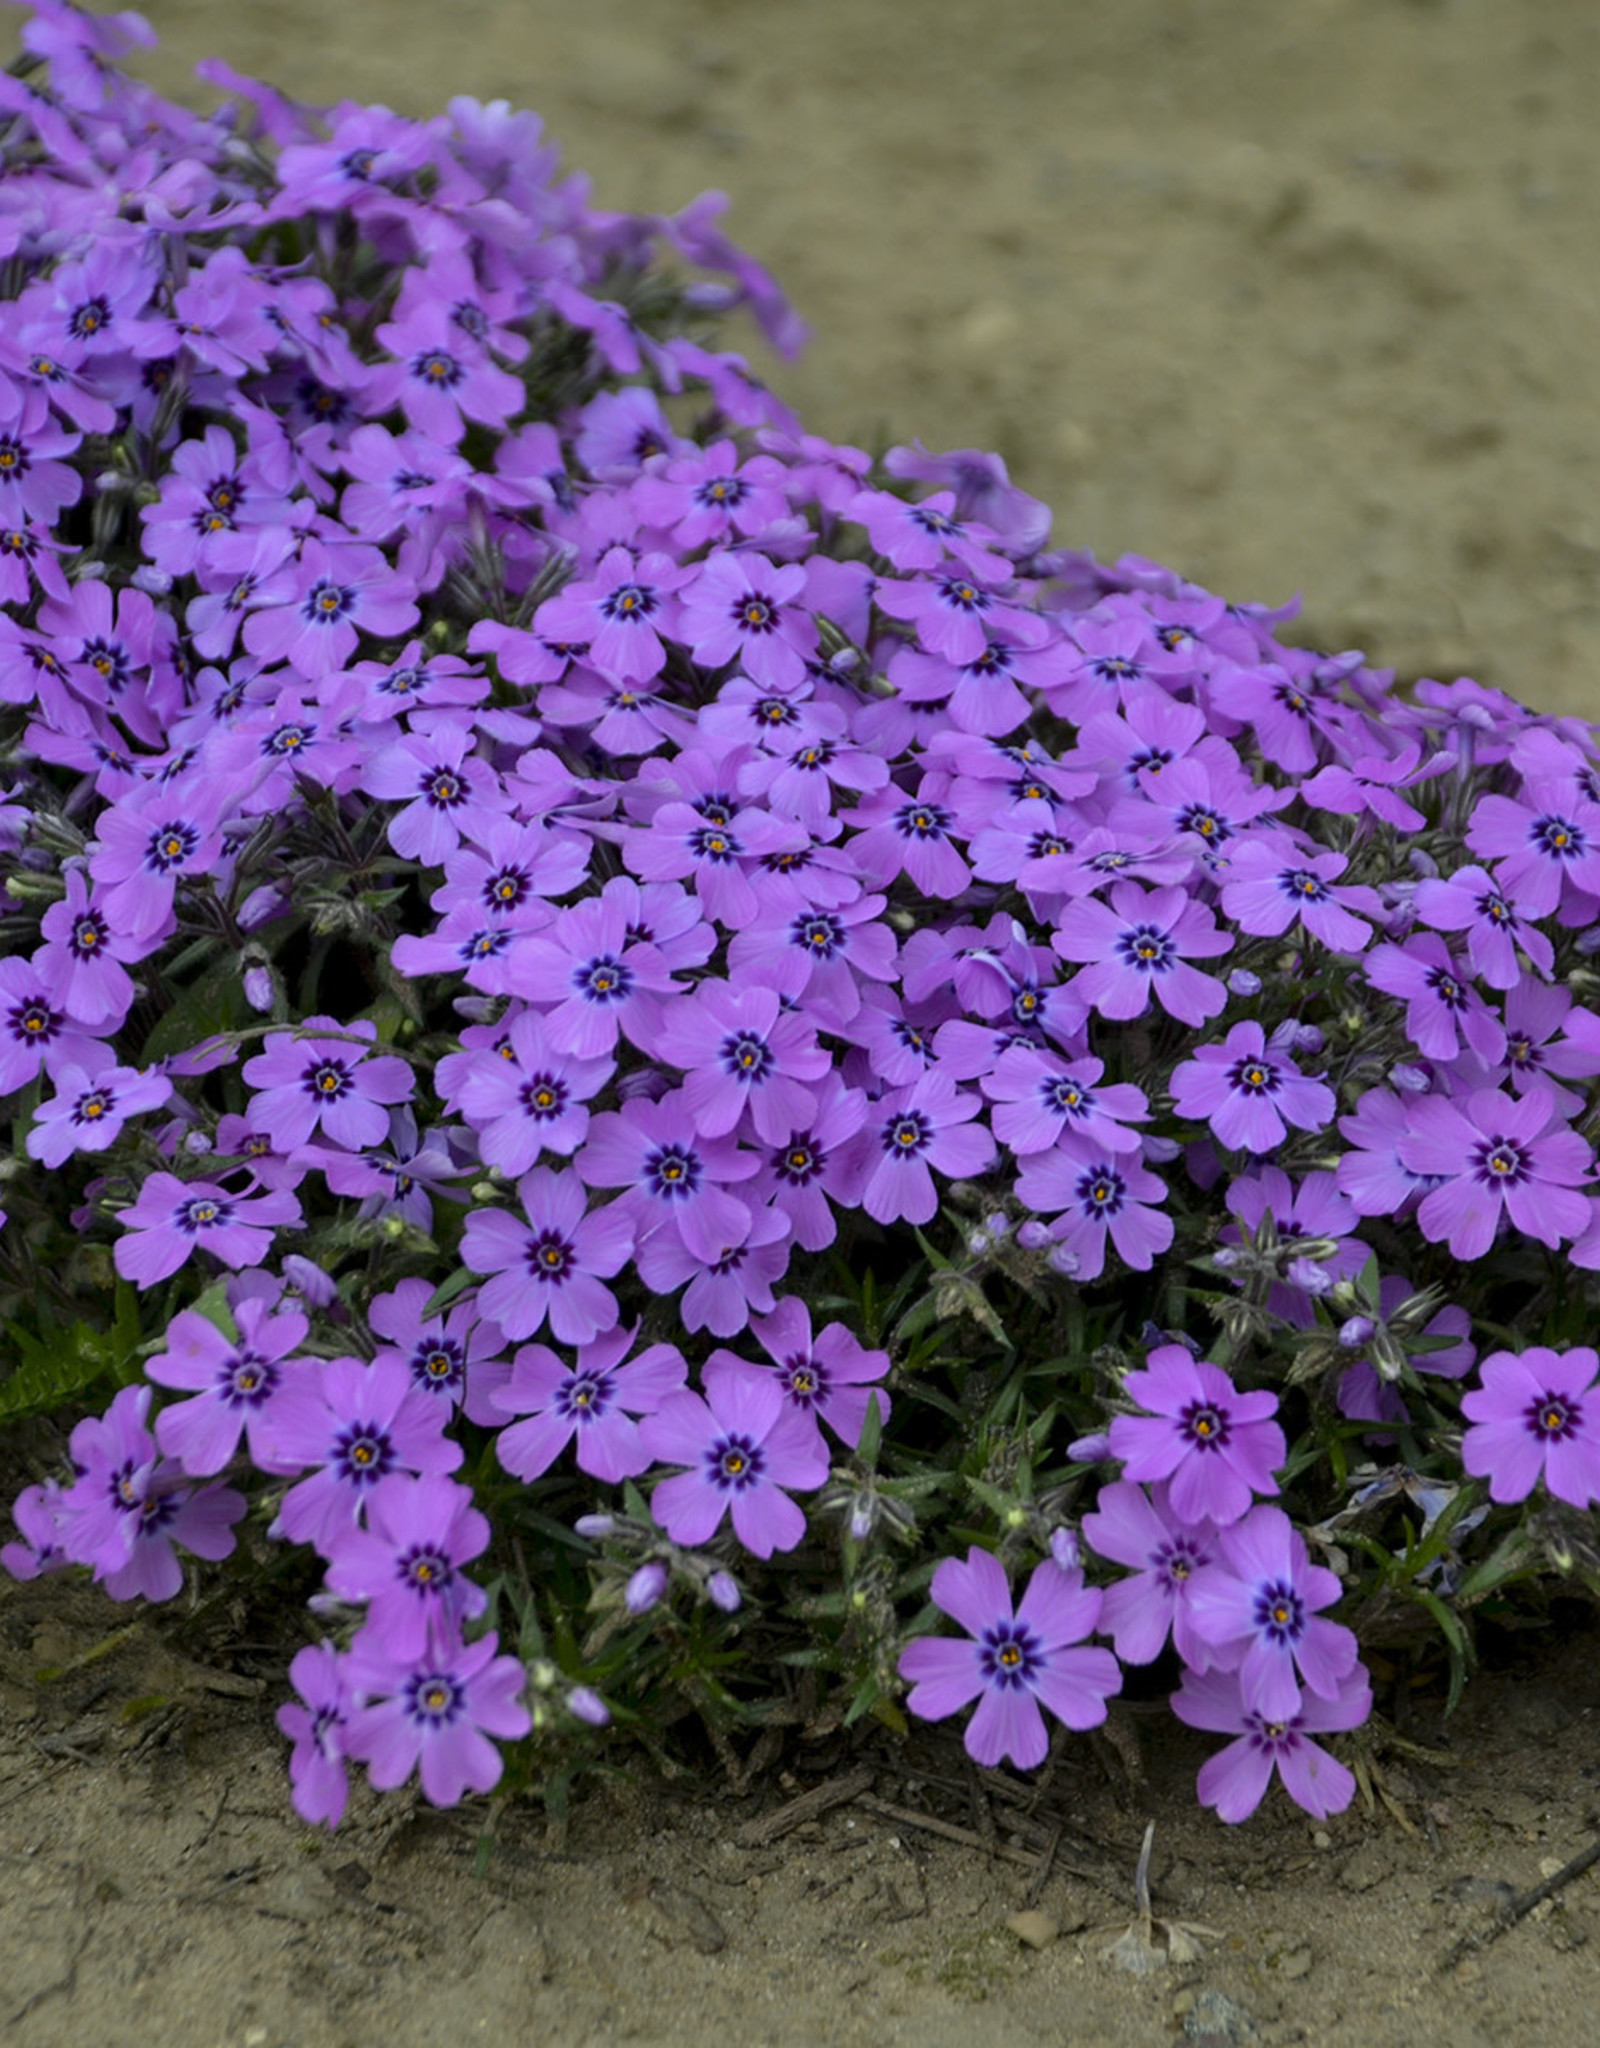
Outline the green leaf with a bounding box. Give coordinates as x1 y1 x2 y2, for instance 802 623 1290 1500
0 1319 126 1422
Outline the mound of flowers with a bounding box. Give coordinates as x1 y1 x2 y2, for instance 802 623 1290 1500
2 0 1598 1832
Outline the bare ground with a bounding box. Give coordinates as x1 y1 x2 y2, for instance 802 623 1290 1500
4 2 1600 2042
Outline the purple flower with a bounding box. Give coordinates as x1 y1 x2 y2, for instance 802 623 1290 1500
855 1070 996 1228
114 1173 304 1286
277 1641 352 1828
1052 881 1231 1026
0 956 100 1094
368 1277 507 1420
1411 863 1553 990
1218 834 1380 952
1395 1085 1594 1259
343 1629 532 1809
361 720 510 865
534 545 688 683
730 1295 890 1449
1079 1480 1219 1668
492 1323 687 1482
1107 1346 1284 1527
653 980 829 1145
1015 1150 1174 1282
242 1015 414 1152
243 534 419 680
1170 1021 1336 1156
577 1093 759 1264
677 549 817 691
258 1355 463 1552
451 1009 612 1174
322 1475 491 1661
983 1046 1149 1158
897 1548 1122 1770
507 893 680 1058
26 1059 172 1168
147 1296 313 1475
640 1357 829 1559
461 1167 635 1346
86 777 227 940
1461 1346 1600 1508
1187 1505 1360 1723
1466 777 1600 916
1172 1665 1371 1824
1364 934 1506 1065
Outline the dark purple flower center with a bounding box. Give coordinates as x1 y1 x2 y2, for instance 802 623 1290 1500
145 820 199 873
882 1110 932 1160
707 1431 764 1491
1154 1535 1209 1587
219 1351 277 1407
526 1229 576 1283
520 1073 570 1121
484 865 531 913
1116 922 1176 975
81 635 130 689
600 581 657 623
979 1620 1041 1691
71 913 110 966
301 578 355 626
937 576 988 615
340 147 378 179
694 793 737 825
1476 889 1515 928
894 801 951 842
1075 1163 1126 1219
1091 654 1142 684
1227 1056 1280 1098
459 928 510 965
644 1142 702 1202
69 295 111 339
790 911 845 960
1026 831 1069 859
734 592 778 634
1526 1392 1580 1440
1425 965 1467 1010
72 1086 116 1127
423 766 469 809
1128 746 1175 778
410 349 463 389
1278 868 1329 905
404 1671 464 1728
398 1543 453 1595
784 1355 828 1407
573 953 634 1004
695 474 746 509
333 1421 394 1487
911 506 959 537
0 436 28 479
756 696 798 728
1472 1135 1528 1186
556 1369 613 1423
175 1194 232 1234
1530 814 1586 862
1043 1074 1092 1119
1176 803 1229 844
689 824 743 863
1252 1579 1306 1647
719 1029 773 1086
1011 984 1046 1025
773 1134 824 1186
264 723 315 757
305 1057 353 1102
791 739 835 772
409 1335 464 1393
1179 1400 1230 1451
6 993 60 1047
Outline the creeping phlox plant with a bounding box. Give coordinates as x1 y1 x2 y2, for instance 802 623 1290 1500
3 1 1600 1834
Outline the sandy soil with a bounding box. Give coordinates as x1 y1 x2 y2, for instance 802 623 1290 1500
3 2 1600 2043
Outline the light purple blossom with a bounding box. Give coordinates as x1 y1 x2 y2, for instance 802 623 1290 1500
1107 1346 1284 1527
241 1015 414 1152
1052 881 1231 1026
343 1629 531 1809
461 1167 635 1346
1169 1020 1335 1156
1079 1479 1219 1668
1460 1346 1600 1508
1186 1505 1360 1723
492 1323 687 1482
640 1357 828 1559
898 1548 1121 1770
114 1173 304 1286
1172 1665 1370 1824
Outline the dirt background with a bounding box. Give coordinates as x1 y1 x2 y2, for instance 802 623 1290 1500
4 1 1600 2043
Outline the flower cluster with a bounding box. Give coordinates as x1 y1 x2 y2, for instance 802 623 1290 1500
3 3 1598 1833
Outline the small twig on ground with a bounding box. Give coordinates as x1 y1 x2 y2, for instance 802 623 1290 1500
735 1763 875 1847
1441 1831 1600 1972
855 1793 1039 1868
1023 1821 1064 1909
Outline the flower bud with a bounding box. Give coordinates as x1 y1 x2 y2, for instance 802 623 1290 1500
1227 969 1262 998
567 1685 610 1727
707 1570 742 1613
1049 1526 1081 1572
1338 1315 1376 1349
1285 1257 1333 1296
625 1561 668 1614
1015 1219 1051 1251
575 1513 615 1541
